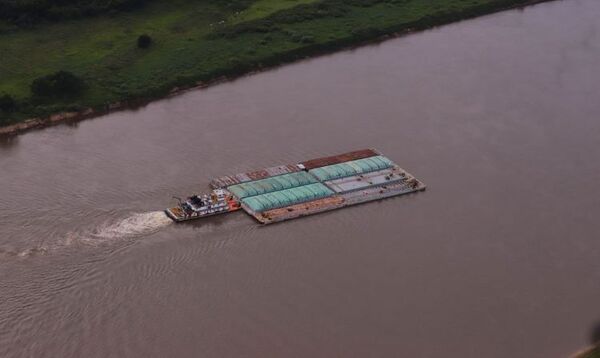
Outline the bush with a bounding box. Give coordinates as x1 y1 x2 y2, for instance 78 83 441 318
31 71 86 97
0 94 16 112
137 34 152 48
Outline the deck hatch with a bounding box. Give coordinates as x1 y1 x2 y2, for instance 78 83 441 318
228 171 318 199
242 183 334 212
308 156 393 182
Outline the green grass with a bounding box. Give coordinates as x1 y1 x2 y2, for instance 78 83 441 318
0 0 548 126
230 0 320 23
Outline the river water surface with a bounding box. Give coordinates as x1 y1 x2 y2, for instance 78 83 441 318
1 1 600 357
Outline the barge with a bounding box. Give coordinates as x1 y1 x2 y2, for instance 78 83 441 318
166 149 425 224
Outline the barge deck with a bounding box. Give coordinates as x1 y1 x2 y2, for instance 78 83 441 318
206 149 425 224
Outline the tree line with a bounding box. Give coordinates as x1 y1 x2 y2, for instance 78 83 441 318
0 0 255 26
0 0 153 26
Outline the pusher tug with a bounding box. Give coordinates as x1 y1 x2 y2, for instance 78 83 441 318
165 188 241 222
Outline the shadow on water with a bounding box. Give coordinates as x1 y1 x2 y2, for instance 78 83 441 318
184 213 235 229
591 320 600 345
574 320 600 358
0 135 19 150
181 211 257 233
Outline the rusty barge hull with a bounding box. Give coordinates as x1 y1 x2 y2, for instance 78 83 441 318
210 149 426 225
249 176 424 224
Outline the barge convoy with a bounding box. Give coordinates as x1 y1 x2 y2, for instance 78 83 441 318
165 149 426 224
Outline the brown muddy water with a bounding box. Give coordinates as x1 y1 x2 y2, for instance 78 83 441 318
1 0 600 357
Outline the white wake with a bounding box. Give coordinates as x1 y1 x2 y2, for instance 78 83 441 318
92 211 172 240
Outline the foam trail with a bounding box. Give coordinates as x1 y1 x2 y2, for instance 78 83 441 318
92 211 172 240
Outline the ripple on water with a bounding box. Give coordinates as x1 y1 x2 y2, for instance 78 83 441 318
0 211 172 261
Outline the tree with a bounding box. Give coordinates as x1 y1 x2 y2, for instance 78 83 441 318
0 94 16 112
31 71 85 97
137 34 152 48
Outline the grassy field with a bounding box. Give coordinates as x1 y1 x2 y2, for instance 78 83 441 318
231 0 319 23
0 0 546 126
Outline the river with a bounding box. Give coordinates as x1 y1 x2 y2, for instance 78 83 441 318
1 0 599 357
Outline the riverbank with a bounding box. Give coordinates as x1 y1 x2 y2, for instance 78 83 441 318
0 0 555 136
573 346 600 358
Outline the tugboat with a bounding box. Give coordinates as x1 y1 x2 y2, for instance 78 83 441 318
165 189 241 222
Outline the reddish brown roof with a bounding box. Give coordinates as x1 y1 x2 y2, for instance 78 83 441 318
300 149 379 170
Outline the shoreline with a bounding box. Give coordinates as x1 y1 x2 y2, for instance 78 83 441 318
571 346 600 358
0 0 555 138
